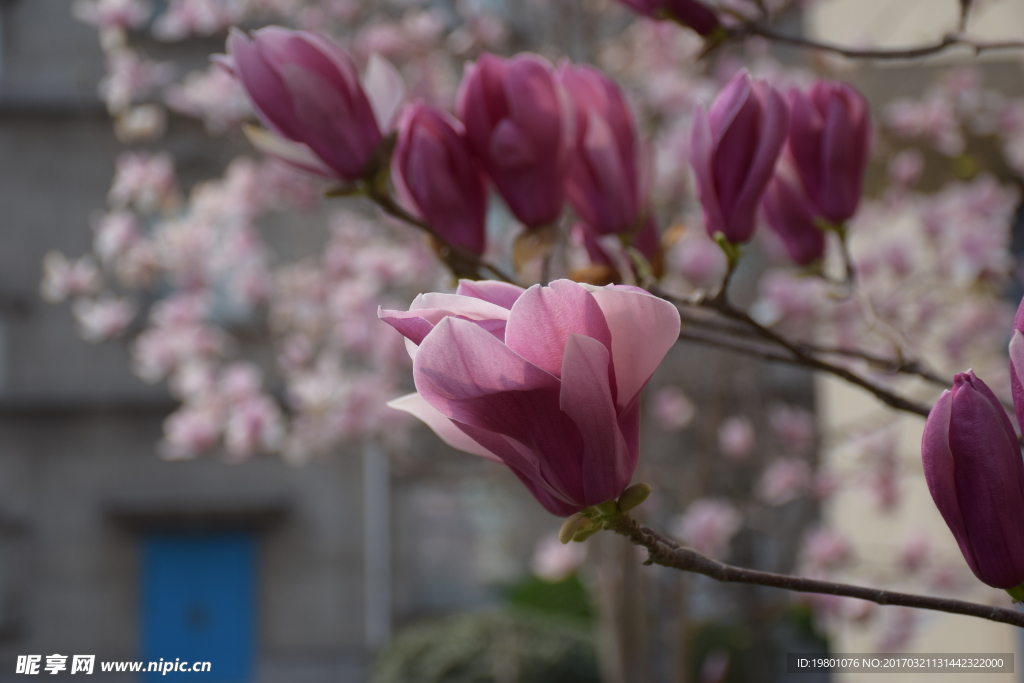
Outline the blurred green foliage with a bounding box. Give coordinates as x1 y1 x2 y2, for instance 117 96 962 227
371 611 600 683
504 574 593 623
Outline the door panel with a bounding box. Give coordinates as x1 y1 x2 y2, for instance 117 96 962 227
141 532 256 682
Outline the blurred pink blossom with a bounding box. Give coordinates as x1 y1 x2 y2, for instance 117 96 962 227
98 48 174 114
874 607 917 652
72 297 136 342
897 531 931 574
650 386 696 431
699 650 730 683
153 0 242 41
887 150 924 188
93 211 139 264
768 403 814 454
225 395 284 459
160 405 222 459
530 533 586 582
885 96 963 156
757 458 811 505
750 271 822 328
165 65 252 134
671 498 742 559
800 528 852 572
72 0 152 31
667 229 727 289
108 151 179 212
718 415 754 459
40 252 101 303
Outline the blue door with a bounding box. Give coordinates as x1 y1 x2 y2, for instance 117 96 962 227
141 532 256 682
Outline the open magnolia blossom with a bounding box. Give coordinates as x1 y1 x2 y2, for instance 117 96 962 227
379 279 680 516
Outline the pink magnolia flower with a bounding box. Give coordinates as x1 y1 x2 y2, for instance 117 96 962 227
787 80 872 224
392 103 488 255
457 52 573 228
559 62 645 237
615 0 721 36
226 27 399 182
380 279 681 515
690 70 788 244
924 370 1024 589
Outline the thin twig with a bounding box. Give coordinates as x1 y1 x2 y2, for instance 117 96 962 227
744 26 1024 60
959 0 973 32
649 285 937 418
607 515 1024 628
794 342 950 388
703 293 933 418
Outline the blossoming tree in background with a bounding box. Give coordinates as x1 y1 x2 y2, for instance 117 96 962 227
49 0 1024 669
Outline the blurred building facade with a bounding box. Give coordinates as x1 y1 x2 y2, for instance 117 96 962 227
7 1 996 682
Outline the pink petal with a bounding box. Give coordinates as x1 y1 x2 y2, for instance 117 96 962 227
505 54 563 153
453 421 581 512
689 104 727 238
1010 329 1024 428
362 54 404 131
455 280 526 309
504 280 612 379
584 285 681 409
387 392 501 462
413 316 587 503
728 82 788 242
787 88 824 203
707 70 753 146
377 307 436 346
242 125 334 177
560 333 631 503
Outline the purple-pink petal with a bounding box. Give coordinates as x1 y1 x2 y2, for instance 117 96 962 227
504 281 613 380
560 333 632 503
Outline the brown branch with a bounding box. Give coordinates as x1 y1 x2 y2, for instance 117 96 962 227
794 342 950 388
703 294 933 418
607 515 1024 628
743 26 1024 60
647 284 936 418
